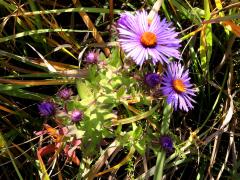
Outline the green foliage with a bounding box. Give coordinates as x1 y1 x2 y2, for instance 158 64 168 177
66 49 147 158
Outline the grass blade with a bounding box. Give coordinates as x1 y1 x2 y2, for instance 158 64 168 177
199 0 212 76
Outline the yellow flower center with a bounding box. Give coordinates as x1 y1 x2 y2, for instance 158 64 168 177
172 79 186 93
140 32 157 47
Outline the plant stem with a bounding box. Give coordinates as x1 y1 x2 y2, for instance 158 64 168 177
154 103 172 180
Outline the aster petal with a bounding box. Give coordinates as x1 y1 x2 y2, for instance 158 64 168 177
156 46 179 60
127 45 147 65
173 94 179 110
182 94 194 109
149 13 161 32
178 95 189 111
118 12 138 32
137 10 148 33
118 28 139 39
135 48 147 65
184 93 197 103
166 94 174 107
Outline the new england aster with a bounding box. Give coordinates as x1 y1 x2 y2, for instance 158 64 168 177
117 10 181 66
161 62 196 112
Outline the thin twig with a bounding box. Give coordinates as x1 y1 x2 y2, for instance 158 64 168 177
216 34 235 179
216 128 233 180
207 34 236 179
210 2 240 18
85 140 120 180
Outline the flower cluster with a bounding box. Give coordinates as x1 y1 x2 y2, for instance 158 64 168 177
143 62 196 112
38 88 84 122
36 87 84 166
117 10 196 112
35 9 198 169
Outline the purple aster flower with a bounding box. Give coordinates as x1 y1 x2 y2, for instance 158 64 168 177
160 135 173 152
145 73 161 88
117 10 181 66
85 50 99 64
71 110 83 122
161 62 196 112
57 88 73 100
38 101 55 117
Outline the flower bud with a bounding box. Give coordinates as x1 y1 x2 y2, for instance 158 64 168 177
57 88 73 100
145 73 161 88
159 135 173 152
71 110 83 122
38 101 55 117
85 50 99 64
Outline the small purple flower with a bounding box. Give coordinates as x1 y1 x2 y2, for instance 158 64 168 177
161 62 196 112
57 88 73 100
38 101 55 117
117 10 181 66
145 73 161 88
160 135 173 152
85 50 99 64
71 110 83 122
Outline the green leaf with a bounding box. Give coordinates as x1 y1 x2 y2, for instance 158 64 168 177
170 0 201 24
1 89 48 100
108 47 122 68
134 140 145 155
191 7 205 18
111 76 123 89
132 126 142 140
76 79 93 100
0 84 26 91
0 29 92 43
12 7 123 17
87 65 98 83
109 105 159 126
0 132 24 180
117 86 126 99
200 0 212 75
